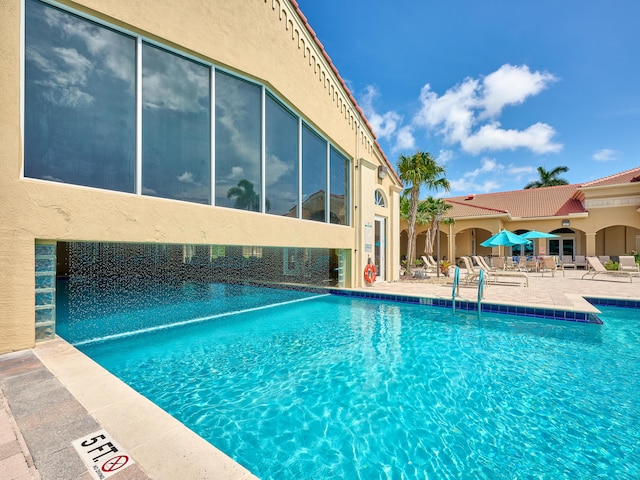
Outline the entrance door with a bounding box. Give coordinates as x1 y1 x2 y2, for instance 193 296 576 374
549 238 574 258
374 216 386 282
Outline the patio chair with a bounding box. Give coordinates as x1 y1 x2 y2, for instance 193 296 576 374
582 256 633 283
460 256 480 284
574 255 587 269
618 256 640 275
525 256 538 272
475 255 529 287
560 255 576 269
420 255 437 273
540 256 563 277
598 255 610 265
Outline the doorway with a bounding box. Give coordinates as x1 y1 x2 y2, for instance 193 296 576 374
549 238 575 258
374 216 386 282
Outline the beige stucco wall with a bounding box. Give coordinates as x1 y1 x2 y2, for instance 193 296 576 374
0 0 401 353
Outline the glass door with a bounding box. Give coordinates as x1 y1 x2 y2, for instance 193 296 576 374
374 216 386 282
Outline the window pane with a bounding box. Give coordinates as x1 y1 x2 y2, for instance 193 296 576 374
24 0 136 192
302 125 327 222
215 72 262 211
142 43 211 204
265 95 299 216
330 147 349 225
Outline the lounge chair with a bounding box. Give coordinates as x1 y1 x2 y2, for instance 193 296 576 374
598 255 610 265
540 256 563 277
560 255 576 269
420 255 437 273
582 256 633 283
460 256 481 284
618 256 640 275
474 256 529 287
575 255 587 269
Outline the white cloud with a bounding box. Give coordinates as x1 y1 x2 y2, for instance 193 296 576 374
480 64 557 118
436 149 455 164
360 85 401 140
411 64 562 155
462 122 562 154
448 158 536 194
178 171 195 183
393 126 416 152
593 148 620 162
230 166 244 179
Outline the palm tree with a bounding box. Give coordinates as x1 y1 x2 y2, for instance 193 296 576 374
227 179 260 211
397 151 450 274
524 166 569 189
421 197 453 256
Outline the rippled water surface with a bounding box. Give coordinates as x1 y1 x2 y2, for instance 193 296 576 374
68 289 640 479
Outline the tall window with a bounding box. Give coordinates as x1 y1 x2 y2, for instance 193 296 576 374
265 94 299 216
215 72 262 211
142 43 211 204
24 0 136 192
23 1 352 224
330 147 349 225
302 125 328 222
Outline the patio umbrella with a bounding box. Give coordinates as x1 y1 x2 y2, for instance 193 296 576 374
520 230 559 256
480 230 531 248
480 230 531 261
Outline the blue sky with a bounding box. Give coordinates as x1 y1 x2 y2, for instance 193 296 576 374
296 0 640 196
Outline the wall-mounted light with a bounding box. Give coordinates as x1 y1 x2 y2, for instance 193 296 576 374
378 165 388 179
562 220 570 226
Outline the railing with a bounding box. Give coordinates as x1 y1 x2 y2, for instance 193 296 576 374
477 269 485 315
451 266 460 313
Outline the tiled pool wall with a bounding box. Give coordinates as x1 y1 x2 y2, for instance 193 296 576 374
584 297 640 309
327 288 605 325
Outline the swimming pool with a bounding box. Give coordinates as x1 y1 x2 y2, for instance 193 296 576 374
59 283 640 479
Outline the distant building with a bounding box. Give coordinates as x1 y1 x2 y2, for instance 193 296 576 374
401 167 640 263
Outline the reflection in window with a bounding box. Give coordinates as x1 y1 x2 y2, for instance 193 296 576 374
142 43 211 204
24 0 136 192
330 147 349 225
215 72 262 210
302 125 328 222
266 94 299 216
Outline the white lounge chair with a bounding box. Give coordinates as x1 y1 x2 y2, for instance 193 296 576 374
618 256 640 275
540 256 563 277
582 256 633 283
560 255 576 269
460 256 481 284
474 256 529 287
575 255 587 269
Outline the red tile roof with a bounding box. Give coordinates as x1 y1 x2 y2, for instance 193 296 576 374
445 167 640 219
580 166 640 187
445 184 585 219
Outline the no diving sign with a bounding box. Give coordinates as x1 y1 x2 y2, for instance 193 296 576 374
72 429 135 479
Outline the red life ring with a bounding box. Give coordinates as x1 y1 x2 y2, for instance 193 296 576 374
364 263 377 284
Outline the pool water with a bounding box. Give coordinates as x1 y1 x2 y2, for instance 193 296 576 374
63 287 640 479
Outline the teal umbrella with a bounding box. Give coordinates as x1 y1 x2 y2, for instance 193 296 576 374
481 230 531 248
520 230 559 256
520 230 559 240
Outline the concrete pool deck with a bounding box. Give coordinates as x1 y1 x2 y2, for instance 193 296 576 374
1 268 639 479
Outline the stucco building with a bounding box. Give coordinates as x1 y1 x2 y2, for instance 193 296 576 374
0 0 403 354
402 167 640 264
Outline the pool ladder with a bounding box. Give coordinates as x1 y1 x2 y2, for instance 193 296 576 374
477 269 485 315
451 265 485 316
451 266 460 313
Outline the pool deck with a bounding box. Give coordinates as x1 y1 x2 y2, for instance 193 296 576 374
2 268 639 479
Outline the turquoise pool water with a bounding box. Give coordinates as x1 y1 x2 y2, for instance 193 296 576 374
62 285 640 479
